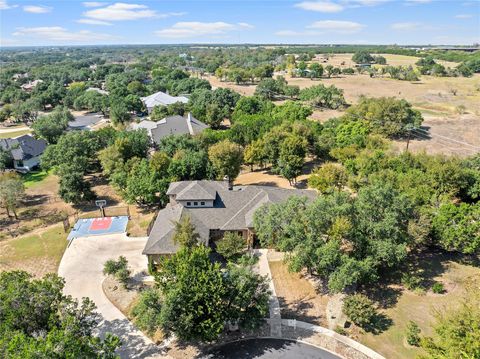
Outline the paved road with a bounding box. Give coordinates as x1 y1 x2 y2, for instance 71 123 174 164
202 339 341 359
58 234 162 358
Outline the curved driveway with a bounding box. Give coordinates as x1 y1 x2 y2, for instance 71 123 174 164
58 234 162 358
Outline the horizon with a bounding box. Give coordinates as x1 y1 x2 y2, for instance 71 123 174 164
1 0 479 47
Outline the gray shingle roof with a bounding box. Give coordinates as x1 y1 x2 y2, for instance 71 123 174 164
150 114 208 145
144 181 316 255
0 135 47 161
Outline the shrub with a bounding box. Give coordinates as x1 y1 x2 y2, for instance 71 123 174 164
401 272 423 290
432 282 445 294
334 326 347 335
131 288 163 334
103 256 131 287
343 294 377 329
405 321 421 346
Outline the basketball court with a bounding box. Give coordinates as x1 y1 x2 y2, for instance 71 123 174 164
67 216 129 241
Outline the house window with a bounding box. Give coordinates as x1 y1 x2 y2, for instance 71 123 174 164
194 202 198 206
201 201 205 206
187 202 191 206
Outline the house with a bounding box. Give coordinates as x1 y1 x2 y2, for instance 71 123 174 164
141 91 189 114
86 87 108 95
21 79 43 92
131 113 208 145
142 180 316 265
0 134 47 172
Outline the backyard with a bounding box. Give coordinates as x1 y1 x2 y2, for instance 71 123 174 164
267 251 480 359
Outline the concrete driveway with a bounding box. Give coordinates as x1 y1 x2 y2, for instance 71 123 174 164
58 233 162 358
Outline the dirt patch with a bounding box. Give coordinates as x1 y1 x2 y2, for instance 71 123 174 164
269 260 329 326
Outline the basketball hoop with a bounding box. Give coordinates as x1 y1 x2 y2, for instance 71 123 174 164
95 200 107 217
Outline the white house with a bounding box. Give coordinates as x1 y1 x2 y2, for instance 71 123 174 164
141 91 189 113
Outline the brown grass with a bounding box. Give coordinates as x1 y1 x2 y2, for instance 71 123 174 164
269 260 329 326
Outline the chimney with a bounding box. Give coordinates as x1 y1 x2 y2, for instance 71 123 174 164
186 112 194 135
223 175 232 190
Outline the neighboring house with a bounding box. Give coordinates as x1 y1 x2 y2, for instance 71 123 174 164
0 134 47 172
86 87 109 95
141 91 189 113
21 79 43 92
143 180 316 264
68 113 105 131
131 112 208 145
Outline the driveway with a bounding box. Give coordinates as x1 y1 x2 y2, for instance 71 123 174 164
58 233 162 358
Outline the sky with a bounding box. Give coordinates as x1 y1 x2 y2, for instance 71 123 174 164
0 0 479 47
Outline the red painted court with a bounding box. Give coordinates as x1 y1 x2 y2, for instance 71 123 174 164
90 217 113 231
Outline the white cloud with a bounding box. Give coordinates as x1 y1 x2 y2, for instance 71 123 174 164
0 0 17 10
77 18 112 25
404 0 432 4
294 1 344 13
82 2 105 7
23 5 52 13
13 26 116 43
308 20 365 33
238 22 255 29
275 30 321 36
155 21 252 38
455 14 473 19
391 22 422 30
84 2 157 20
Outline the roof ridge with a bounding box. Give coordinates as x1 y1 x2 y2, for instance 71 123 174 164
220 189 266 230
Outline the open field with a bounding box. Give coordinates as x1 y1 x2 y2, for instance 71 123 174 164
312 53 458 69
0 224 68 277
357 253 480 359
206 53 480 157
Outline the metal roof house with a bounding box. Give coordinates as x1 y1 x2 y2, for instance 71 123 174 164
143 180 316 264
0 135 47 172
131 113 208 145
141 91 189 113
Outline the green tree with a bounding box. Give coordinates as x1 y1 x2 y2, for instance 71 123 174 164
352 51 374 64
32 107 73 144
277 134 307 185
299 84 346 109
344 96 423 137
432 202 480 254
172 216 200 249
308 63 323 78
58 165 94 204
343 294 378 329
208 140 244 181
0 271 120 358
0 172 25 219
308 163 348 193
419 280 480 358
215 232 245 261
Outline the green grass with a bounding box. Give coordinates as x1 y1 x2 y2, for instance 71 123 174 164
0 225 68 274
22 170 50 188
0 129 31 139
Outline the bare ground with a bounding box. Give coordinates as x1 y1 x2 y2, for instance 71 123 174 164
269 260 329 326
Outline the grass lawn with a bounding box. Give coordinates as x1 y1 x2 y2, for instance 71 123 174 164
22 170 51 188
356 255 480 359
0 129 31 139
0 224 68 277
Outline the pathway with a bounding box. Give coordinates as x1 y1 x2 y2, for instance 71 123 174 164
58 234 163 358
254 249 282 337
